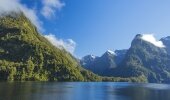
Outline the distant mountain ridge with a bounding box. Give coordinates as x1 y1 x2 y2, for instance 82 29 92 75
81 49 127 76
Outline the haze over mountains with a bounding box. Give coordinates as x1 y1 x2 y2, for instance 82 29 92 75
81 34 170 83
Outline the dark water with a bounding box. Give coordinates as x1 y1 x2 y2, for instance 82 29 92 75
0 82 170 100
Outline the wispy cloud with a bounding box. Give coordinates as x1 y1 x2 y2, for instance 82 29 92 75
0 0 43 32
20 5 44 32
0 0 19 13
44 34 76 54
141 34 165 48
41 0 65 19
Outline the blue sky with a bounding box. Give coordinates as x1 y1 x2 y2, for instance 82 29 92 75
6 0 170 57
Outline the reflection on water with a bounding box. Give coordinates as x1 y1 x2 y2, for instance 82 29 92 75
0 82 170 100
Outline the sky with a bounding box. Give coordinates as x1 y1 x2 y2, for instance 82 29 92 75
1 0 170 58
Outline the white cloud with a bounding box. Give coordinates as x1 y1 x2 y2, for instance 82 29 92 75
20 5 44 32
0 0 19 13
41 0 64 18
141 34 165 48
44 34 76 54
0 0 43 32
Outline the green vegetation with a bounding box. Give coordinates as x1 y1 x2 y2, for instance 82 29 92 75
102 75 148 83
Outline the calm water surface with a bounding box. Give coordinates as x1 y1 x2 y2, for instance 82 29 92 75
0 82 170 100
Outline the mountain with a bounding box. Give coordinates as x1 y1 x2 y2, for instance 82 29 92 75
81 50 127 76
0 12 103 81
81 50 116 76
113 34 170 83
81 55 97 66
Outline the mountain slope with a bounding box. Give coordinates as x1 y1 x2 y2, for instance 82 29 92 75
114 49 127 65
161 36 170 54
0 12 101 81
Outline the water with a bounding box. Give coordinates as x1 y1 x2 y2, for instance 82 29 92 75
0 82 170 100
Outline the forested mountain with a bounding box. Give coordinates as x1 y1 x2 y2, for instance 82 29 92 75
116 34 170 83
0 12 102 81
